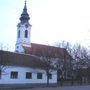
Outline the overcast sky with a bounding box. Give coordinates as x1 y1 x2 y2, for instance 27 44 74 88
0 0 90 51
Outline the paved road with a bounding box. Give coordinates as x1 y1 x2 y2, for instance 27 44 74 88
17 85 90 90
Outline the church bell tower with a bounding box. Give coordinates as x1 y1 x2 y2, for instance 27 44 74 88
15 0 31 53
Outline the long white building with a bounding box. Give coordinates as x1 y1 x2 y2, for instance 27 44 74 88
0 0 71 85
0 51 57 84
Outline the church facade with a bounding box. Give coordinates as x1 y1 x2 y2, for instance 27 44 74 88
0 0 72 84
0 1 57 84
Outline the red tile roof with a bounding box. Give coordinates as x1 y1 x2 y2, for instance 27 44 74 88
23 43 71 59
0 50 50 69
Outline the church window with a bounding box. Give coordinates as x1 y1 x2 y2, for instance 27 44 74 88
25 30 28 38
11 72 18 79
18 30 20 38
26 72 32 79
37 73 42 79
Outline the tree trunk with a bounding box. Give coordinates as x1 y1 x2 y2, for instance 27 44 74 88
0 69 1 79
46 71 49 86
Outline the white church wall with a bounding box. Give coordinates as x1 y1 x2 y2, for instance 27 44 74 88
16 23 31 53
0 66 57 84
16 23 31 46
15 44 24 53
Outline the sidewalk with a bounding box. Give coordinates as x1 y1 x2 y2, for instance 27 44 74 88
0 82 90 90
17 85 90 90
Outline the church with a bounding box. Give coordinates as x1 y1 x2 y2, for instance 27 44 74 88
0 1 71 84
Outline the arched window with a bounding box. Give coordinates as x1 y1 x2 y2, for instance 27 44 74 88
25 30 28 38
18 30 20 38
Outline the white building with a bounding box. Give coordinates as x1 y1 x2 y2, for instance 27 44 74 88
0 51 57 84
0 0 57 84
0 0 72 85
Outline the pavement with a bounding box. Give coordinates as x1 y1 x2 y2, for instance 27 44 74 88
17 85 90 90
0 83 90 90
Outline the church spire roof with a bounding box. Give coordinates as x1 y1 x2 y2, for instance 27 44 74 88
20 0 30 23
24 0 27 9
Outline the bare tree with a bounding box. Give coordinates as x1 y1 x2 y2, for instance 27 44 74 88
55 41 90 85
30 45 57 86
72 44 89 69
69 43 90 84
56 41 73 78
0 50 9 79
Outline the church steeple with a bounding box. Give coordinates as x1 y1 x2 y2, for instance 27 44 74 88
15 0 31 53
20 0 30 23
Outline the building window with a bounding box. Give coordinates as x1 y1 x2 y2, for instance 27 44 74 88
49 74 52 79
18 30 20 38
37 73 42 79
11 72 18 79
26 72 32 79
25 30 28 38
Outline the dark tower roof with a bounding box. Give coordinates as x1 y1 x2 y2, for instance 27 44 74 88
20 0 30 23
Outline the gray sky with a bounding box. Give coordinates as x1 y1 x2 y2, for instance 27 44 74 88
0 0 90 51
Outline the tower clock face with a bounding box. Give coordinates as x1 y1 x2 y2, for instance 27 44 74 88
25 24 28 28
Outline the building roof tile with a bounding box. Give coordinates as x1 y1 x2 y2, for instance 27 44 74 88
23 43 71 59
0 50 47 69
